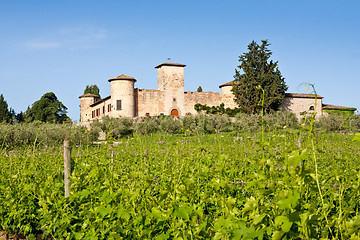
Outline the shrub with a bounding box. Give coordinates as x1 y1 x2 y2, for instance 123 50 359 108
263 111 299 131
134 117 160 135
316 114 344 131
159 116 182 134
233 113 261 133
348 114 360 132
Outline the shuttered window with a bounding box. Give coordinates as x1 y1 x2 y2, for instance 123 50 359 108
117 100 122 110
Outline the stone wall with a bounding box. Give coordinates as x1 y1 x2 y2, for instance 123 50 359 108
136 89 165 117
79 94 99 122
184 91 221 115
110 80 136 118
157 64 185 116
89 97 112 121
220 86 238 108
280 95 323 119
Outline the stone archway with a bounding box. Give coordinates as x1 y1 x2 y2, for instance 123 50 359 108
170 109 179 116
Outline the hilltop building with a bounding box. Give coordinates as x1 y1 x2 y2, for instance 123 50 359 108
79 62 356 122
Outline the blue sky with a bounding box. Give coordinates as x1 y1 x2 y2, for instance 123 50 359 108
1 0 359 121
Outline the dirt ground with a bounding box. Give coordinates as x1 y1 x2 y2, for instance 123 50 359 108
0 231 27 240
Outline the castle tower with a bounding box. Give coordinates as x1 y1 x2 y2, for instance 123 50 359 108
79 93 100 122
155 63 186 116
108 74 136 118
219 81 238 108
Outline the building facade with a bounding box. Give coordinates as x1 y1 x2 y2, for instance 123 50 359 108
79 62 354 122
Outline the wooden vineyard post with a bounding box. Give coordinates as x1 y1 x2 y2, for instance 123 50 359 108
64 139 71 198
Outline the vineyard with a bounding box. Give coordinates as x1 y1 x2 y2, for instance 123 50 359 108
1 121 360 239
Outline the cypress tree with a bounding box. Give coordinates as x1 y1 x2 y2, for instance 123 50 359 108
0 94 11 123
232 40 288 113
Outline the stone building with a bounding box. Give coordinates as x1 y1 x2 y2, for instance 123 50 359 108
79 62 355 122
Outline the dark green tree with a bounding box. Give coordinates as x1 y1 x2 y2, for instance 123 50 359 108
197 86 203 92
84 85 100 98
232 40 288 113
25 92 69 123
0 94 12 123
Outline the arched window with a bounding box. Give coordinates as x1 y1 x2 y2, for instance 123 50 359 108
309 106 314 111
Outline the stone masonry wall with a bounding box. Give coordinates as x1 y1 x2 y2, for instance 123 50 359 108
220 86 238 108
280 96 323 119
89 97 112 121
184 91 221 115
136 89 165 117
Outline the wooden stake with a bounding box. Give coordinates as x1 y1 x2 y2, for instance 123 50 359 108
64 139 71 198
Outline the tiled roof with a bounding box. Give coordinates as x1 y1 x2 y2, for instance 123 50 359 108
90 95 111 107
322 104 356 110
108 74 136 82
78 93 100 98
155 63 186 68
285 93 324 99
219 81 238 88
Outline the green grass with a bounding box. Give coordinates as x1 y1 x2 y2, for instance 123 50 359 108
1 130 360 239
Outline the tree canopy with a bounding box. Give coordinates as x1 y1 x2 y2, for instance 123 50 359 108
25 92 69 123
84 85 100 98
0 94 14 123
232 40 288 114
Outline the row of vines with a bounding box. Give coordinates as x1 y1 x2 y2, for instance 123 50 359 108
1 125 360 239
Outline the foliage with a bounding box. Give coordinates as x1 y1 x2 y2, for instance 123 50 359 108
134 117 160 135
159 116 182 134
83 85 100 97
182 114 232 134
323 108 357 117
197 86 203 92
232 40 288 113
90 116 133 139
0 94 14 123
1 129 360 239
0 122 94 148
25 92 69 124
316 113 360 132
194 103 242 117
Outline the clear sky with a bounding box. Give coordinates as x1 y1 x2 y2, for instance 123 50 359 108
1 0 359 121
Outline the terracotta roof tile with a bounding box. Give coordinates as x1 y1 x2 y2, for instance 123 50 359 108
322 104 356 110
219 81 238 88
90 95 111 107
285 93 324 99
78 93 100 98
108 74 136 82
155 63 186 68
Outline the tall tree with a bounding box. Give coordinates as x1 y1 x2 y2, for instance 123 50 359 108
84 85 100 98
25 92 69 123
197 86 203 92
232 40 288 113
0 94 12 123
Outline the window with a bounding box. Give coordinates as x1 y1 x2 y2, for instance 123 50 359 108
145 113 150 117
108 104 111 112
96 108 100 116
103 106 105 114
117 100 122 110
309 106 314 111
173 98 176 102
92 111 95 118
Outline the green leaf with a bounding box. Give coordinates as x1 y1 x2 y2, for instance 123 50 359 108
277 190 300 210
275 215 292 232
174 206 189 220
96 205 112 218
